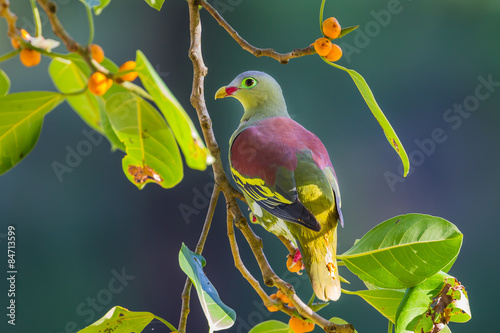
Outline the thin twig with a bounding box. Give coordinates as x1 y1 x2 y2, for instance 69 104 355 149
0 0 18 38
198 0 316 64
178 185 221 333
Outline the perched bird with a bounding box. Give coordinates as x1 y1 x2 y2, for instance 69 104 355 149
215 71 344 301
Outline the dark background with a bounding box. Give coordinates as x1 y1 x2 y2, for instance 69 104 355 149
1 0 499 332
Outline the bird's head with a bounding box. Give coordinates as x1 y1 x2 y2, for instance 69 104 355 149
215 71 288 120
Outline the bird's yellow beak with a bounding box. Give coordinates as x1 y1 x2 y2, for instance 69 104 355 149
215 86 228 99
215 86 239 99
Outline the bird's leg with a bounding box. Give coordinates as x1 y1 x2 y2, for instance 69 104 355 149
278 235 304 274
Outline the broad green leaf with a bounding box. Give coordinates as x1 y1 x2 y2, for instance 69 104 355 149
0 68 10 96
248 320 289 333
106 92 183 189
323 59 410 177
395 272 470 333
342 288 405 323
179 243 236 331
49 55 127 147
339 214 463 289
98 97 125 151
94 0 111 14
329 317 357 332
135 50 211 171
144 0 165 10
49 57 102 132
77 305 178 333
0 92 64 174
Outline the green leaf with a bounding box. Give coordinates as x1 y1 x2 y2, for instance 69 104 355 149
106 92 183 189
322 59 410 177
94 0 111 14
179 243 236 331
329 317 357 332
0 68 10 96
49 57 102 132
98 97 125 151
342 288 405 323
135 50 211 171
395 272 470 333
249 320 289 333
144 0 165 11
79 0 101 8
0 92 64 175
49 55 127 146
77 305 178 333
339 214 463 289
338 25 359 38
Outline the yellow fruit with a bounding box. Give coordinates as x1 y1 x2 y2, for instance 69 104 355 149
266 293 279 312
20 49 41 67
90 44 105 63
323 17 341 39
88 72 113 96
276 290 291 304
287 255 303 273
313 37 333 57
325 44 343 62
119 61 138 82
289 316 315 333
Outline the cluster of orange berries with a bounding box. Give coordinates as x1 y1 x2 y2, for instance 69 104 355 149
11 29 42 67
313 17 343 62
266 290 314 333
10 31 138 96
87 44 138 95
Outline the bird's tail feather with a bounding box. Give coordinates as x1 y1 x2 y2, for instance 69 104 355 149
299 224 340 301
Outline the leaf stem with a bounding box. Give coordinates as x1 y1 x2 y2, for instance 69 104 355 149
319 0 326 32
154 315 179 332
30 0 42 37
388 320 394 333
85 4 94 45
0 49 20 63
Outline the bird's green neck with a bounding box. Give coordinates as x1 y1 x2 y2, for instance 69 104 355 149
238 95 289 127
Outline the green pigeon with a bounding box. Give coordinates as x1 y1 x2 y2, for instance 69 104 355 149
215 71 344 301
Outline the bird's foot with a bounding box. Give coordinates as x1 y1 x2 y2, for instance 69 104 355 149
286 249 304 274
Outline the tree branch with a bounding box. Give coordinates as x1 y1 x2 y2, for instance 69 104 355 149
178 185 221 333
198 0 316 64
186 1 354 331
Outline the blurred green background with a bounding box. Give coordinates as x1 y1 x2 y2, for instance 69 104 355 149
1 0 499 332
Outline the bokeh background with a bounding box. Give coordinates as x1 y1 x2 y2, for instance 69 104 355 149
1 0 499 332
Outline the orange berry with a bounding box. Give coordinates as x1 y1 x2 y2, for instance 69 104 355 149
287 255 302 273
276 290 291 304
20 29 31 40
313 37 333 57
289 316 315 333
323 17 341 39
88 72 113 96
325 44 343 62
266 294 279 312
20 49 41 67
11 38 20 49
119 61 138 82
90 44 105 63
